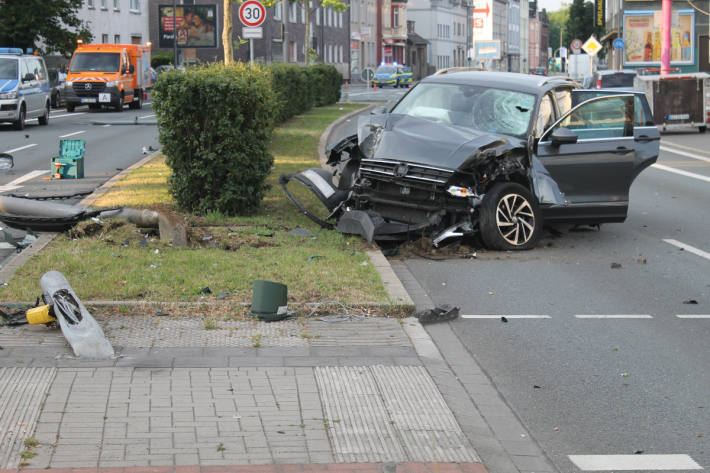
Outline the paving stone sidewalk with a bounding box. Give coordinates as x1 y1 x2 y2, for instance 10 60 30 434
0 315 486 472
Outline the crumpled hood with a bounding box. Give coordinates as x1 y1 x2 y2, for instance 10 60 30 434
357 114 516 170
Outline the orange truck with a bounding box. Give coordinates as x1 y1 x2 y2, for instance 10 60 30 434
64 43 152 112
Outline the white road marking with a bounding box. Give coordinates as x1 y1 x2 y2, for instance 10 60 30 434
58 130 85 138
143 102 151 105
652 163 710 183
139 114 155 119
461 315 551 319
677 314 710 319
4 144 37 154
0 169 50 192
575 314 652 319
568 454 702 470
663 238 710 261
0 242 17 249
660 145 710 163
49 112 87 119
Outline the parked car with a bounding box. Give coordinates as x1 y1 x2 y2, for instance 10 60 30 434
530 67 547 76
49 68 67 108
281 72 660 250
589 70 637 90
0 47 51 129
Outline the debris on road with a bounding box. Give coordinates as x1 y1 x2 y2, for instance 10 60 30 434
611 262 623 269
415 304 459 324
683 299 698 305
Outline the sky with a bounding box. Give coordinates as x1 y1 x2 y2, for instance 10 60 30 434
537 0 569 13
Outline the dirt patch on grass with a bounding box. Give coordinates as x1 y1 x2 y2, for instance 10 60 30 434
188 226 278 250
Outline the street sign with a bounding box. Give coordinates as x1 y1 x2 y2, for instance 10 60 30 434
361 68 375 81
242 27 263 39
571 39 583 53
239 0 266 27
582 36 602 56
613 38 625 50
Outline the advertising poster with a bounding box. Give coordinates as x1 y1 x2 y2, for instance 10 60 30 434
159 5 218 48
623 10 694 65
474 40 501 59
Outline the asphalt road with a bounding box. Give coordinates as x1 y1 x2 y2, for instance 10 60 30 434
0 101 160 263
328 95 710 471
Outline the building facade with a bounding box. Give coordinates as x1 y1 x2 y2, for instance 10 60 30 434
79 0 150 46
350 0 378 80
408 0 471 71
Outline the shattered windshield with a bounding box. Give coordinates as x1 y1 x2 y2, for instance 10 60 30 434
390 82 536 138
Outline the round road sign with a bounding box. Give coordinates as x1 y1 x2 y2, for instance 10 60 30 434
571 38 583 52
361 68 375 81
239 0 266 27
613 38 625 50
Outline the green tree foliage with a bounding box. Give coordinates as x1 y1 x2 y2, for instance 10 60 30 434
0 0 92 55
563 0 605 51
547 8 570 53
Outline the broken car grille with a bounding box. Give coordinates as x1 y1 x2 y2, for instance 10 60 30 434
360 159 453 187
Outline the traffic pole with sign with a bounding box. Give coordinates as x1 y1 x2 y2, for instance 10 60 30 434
239 0 266 65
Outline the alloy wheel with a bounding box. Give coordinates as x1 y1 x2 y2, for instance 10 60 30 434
495 193 535 246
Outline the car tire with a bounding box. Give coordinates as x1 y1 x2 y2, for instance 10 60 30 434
38 102 49 125
13 105 26 131
699 126 707 133
51 92 57 108
479 182 541 251
67 104 75 113
115 94 124 112
129 92 142 110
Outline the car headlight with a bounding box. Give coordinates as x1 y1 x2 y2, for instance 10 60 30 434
106 80 117 87
0 90 18 99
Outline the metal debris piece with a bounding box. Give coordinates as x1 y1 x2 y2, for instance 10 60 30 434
415 304 459 325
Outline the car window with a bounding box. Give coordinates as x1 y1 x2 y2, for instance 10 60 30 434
551 96 633 140
20 59 31 81
391 82 536 138
376 66 396 74
535 94 555 137
554 89 573 116
70 53 121 72
30 58 46 81
572 91 653 127
601 73 635 88
0 58 18 80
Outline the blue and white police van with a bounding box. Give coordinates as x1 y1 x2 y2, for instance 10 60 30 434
0 48 51 130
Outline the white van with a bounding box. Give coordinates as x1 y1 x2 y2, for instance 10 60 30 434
0 48 51 130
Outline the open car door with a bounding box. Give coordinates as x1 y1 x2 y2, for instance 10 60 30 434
535 94 636 224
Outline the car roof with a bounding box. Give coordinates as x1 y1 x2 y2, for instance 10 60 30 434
423 71 578 96
597 70 636 76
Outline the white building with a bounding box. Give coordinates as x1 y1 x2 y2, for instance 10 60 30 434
350 0 378 79
408 0 470 70
78 0 149 46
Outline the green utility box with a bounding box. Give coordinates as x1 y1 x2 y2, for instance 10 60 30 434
50 139 85 179
251 280 288 321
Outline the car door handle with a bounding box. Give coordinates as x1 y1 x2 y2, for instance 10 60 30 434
613 146 631 154
636 135 657 142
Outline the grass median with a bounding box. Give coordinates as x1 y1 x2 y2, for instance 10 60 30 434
1 103 392 308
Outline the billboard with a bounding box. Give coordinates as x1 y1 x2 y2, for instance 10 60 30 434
474 40 501 59
472 2 493 42
623 10 694 65
159 5 218 48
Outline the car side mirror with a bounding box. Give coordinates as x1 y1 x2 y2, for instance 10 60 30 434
370 106 388 115
550 127 578 146
23 73 35 82
129 64 135 74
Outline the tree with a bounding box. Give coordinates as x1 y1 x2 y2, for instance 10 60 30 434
547 7 569 55
262 0 348 65
223 0 235 64
0 0 92 55
564 0 604 51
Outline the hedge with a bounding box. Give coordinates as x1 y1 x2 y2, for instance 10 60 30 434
151 63 277 216
267 63 342 123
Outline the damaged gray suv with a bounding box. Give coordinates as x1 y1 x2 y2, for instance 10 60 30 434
281 71 660 250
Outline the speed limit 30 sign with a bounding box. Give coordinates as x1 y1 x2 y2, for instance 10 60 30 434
239 0 266 27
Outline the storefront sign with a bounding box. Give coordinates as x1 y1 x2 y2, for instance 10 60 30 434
595 0 605 27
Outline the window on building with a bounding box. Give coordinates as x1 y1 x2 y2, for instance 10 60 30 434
100 0 107 9
274 1 282 20
113 0 119 9
87 0 95 8
338 11 342 27
289 2 297 22
393 7 399 28
315 7 320 25
114 34 121 43
300 3 305 23
102 34 109 43
129 0 139 11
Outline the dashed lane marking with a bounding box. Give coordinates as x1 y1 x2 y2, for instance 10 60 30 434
568 454 702 471
0 169 50 192
139 113 155 119
461 315 551 319
663 238 710 261
575 314 653 319
47 112 86 119
58 130 85 138
660 144 710 163
677 314 710 319
652 163 710 183
3 144 37 154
